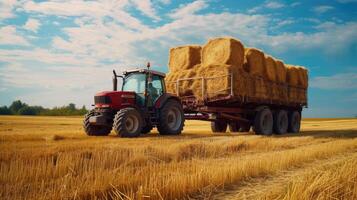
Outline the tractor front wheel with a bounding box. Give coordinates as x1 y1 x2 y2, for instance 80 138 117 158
113 108 143 137
83 110 112 136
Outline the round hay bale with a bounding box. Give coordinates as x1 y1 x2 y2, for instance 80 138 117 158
168 45 201 72
201 37 244 68
264 55 277 81
275 60 287 83
244 48 265 77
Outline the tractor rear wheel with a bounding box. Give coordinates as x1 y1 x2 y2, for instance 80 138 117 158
113 108 143 137
83 110 112 136
228 121 240 132
288 111 301 133
253 108 273 135
273 110 288 134
157 99 184 135
211 120 227 133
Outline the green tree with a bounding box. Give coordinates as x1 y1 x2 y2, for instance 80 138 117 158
18 106 36 115
0 106 12 115
9 100 27 114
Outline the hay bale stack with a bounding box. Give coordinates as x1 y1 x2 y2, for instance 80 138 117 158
286 65 300 101
201 37 244 68
286 65 299 86
166 36 307 104
275 60 287 83
194 64 234 98
165 69 200 96
168 45 201 72
264 55 277 81
296 66 308 88
244 48 265 77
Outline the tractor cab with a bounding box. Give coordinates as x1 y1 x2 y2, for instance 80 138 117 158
120 68 166 108
84 64 185 138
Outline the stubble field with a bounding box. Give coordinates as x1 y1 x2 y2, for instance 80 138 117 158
0 116 356 200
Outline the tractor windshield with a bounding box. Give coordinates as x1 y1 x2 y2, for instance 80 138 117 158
122 73 146 94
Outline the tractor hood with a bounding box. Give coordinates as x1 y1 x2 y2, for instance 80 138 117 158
94 91 136 109
95 91 135 97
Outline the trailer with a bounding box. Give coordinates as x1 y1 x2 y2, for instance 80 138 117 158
169 71 307 135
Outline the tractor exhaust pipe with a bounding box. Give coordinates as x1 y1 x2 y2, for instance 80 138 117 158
113 70 118 91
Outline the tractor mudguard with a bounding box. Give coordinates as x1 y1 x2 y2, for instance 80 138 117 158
155 94 181 109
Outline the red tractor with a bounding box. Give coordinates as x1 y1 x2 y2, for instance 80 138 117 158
83 65 185 137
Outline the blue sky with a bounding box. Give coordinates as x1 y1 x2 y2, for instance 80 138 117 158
0 0 356 118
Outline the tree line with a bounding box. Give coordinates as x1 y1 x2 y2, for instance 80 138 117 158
0 100 88 116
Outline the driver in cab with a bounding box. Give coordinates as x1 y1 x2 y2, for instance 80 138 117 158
147 76 159 106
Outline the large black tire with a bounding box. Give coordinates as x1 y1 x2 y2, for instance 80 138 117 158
83 110 112 136
288 111 301 133
273 110 288 134
253 108 273 135
157 99 185 135
141 124 153 134
211 120 227 133
228 121 240 132
113 108 143 137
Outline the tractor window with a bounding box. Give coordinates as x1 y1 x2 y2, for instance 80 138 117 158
122 73 146 94
151 75 163 95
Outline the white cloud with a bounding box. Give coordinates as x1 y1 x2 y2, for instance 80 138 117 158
290 2 301 7
0 0 18 20
313 5 334 14
23 18 41 32
311 73 357 89
130 0 160 20
169 0 208 19
248 1 285 13
158 0 171 5
265 1 285 9
0 26 29 46
23 0 148 31
276 19 294 27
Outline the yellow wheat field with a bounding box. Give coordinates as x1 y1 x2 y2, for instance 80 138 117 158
0 116 356 200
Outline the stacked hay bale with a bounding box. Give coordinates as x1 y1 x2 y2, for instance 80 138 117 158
264 55 278 100
166 45 202 96
200 37 247 99
165 37 308 104
286 65 308 102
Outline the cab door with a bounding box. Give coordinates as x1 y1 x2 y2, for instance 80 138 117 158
147 75 164 107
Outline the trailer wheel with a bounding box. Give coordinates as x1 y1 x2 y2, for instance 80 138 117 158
113 108 143 137
229 122 240 132
273 110 288 134
253 108 273 135
211 120 227 133
157 99 184 135
288 111 301 133
83 110 112 136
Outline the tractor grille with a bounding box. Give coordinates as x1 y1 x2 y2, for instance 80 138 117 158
94 96 111 104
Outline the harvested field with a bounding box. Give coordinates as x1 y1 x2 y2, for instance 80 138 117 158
0 116 356 200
